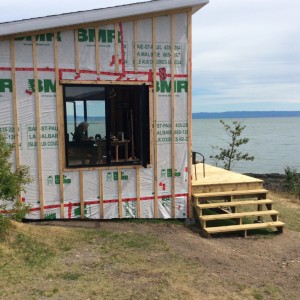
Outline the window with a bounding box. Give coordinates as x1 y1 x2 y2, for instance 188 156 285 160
63 84 150 168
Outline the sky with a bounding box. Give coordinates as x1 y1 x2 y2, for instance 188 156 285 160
0 0 300 112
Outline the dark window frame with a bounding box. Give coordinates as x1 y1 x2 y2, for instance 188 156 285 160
63 83 150 169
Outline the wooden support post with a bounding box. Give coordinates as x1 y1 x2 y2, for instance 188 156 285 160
118 168 123 218
114 23 119 73
74 29 79 74
54 31 65 218
32 36 45 219
80 171 84 219
134 20 138 72
99 170 104 219
187 11 193 218
136 167 141 218
9 39 21 203
171 14 176 218
152 16 158 218
95 26 101 75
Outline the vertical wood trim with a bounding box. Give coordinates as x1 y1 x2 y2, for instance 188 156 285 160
149 88 154 165
152 16 158 218
95 26 100 75
171 14 176 218
54 32 65 218
134 20 138 72
114 23 119 73
118 168 122 218
32 36 44 219
136 167 140 218
74 29 79 74
80 171 84 219
10 39 22 203
187 11 193 218
99 170 104 219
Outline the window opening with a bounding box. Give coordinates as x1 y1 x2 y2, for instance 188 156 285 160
63 84 150 168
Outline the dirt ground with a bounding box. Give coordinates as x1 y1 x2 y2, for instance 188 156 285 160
45 220 300 299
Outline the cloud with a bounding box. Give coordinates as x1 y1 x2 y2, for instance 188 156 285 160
192 0 300 111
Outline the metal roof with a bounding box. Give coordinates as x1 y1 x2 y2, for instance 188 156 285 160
0 0 208 37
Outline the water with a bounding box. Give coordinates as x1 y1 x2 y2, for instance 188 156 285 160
192 117 300 174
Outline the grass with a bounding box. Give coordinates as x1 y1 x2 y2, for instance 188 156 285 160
0 221 205 299
0 192 299 299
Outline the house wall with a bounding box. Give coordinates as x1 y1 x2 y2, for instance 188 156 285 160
0 10 192 220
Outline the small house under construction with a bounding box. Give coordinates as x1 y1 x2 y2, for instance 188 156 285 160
0 0 285 236
0 0 208 220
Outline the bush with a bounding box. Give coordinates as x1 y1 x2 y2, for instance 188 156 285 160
0 133 32 238
283 167 300 198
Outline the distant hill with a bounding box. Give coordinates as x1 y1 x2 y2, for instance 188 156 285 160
192 111 300 119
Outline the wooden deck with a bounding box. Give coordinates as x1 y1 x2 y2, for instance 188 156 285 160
192 164 284 237
192 164 264 193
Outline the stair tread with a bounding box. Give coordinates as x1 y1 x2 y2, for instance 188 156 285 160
196 199 273 209
199 210 279 221
205 221 285 233
193 189 268 198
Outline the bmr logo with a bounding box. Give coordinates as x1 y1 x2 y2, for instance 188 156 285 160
28 79 56 93
0 79 12 93
15 32 62 42
0 79 55 93
156 80 188 93
78 28 121 43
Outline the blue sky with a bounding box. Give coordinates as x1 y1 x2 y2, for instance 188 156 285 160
1 0 299 112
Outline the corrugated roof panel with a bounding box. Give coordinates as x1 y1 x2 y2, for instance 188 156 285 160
0 0 208 37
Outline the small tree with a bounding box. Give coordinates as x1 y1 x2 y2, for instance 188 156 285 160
210 120 254 170
0 133 32 222
283 167 300 198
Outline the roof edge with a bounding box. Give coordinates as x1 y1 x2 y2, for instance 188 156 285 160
0 0 209 37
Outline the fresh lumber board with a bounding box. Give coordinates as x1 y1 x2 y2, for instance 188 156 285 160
205 221 285 234
193 189 268 199
196 199 273 210
199 210 279 221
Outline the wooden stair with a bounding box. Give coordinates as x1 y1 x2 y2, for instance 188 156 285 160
192 188 285 237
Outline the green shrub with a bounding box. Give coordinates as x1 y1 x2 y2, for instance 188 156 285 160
283 167 300 198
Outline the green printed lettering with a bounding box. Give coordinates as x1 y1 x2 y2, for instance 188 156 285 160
107 30 115 43
0 79 12 93
160 80 171 93
44 80 56 93
177 81 187 93
78 29 88 42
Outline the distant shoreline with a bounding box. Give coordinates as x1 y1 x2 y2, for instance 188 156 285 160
192 111 300 119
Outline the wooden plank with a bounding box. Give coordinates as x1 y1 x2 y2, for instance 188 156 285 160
74 29 79 74
193 189 268 199
136 167 141 218
200 210 279 221
205 221 285 234
196 199 273 210
118 168 122 218
9 39 21 203
99 170 104 219
134 20 138 72
32 35 45 219
95 26 100 75
187 11 192 217
79 171 84 219
171 14 176 218
54 31 65 218
114 23 119 73
60 80 150 85
1 7 190 41
152 16 158 218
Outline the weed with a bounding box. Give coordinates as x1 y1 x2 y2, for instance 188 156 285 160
14 233 54 267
